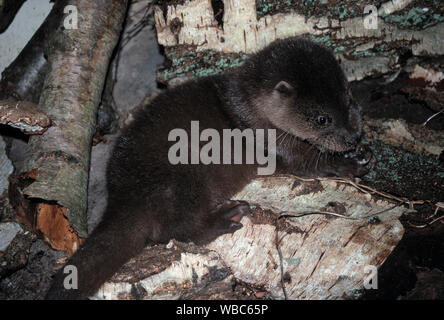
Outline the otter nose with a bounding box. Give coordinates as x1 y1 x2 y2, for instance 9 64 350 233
345 134 360 146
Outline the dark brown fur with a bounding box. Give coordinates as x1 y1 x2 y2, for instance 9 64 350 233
46 38 372 299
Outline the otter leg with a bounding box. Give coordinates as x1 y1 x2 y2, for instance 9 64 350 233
214 200 251 222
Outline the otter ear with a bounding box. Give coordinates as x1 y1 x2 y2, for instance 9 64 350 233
274 81 294 96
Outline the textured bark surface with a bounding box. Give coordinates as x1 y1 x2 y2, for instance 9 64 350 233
0 136 13 194
9 0 129 254
92 176 406 300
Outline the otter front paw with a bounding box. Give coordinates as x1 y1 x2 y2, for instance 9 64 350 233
330 145 375 178
196 200 251 245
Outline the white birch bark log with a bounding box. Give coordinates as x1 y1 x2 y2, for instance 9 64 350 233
92 176 407 300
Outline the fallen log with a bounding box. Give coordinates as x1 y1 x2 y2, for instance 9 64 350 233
153 0 444 85
91 176 407 300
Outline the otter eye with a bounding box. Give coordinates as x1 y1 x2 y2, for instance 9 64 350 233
316 115 331 126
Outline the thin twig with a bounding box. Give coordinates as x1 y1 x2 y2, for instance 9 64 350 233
279 211 357 220
362 202 406 219
273 203 402 300
407 215 444 228
291 176 444 229
272 175 440 298
422 109 444 127
292 176 426 207
275 213 289 300
407 204 444 228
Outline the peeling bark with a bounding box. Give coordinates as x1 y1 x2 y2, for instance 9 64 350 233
401 64 444 113
9 0 129 254
0 100 50 134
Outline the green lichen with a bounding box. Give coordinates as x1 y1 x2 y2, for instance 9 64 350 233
157 47 248 83
256 0 294 19
284 257 301 265
308 34 330 44
345 289 364 299
308 33 409 58
307 35 358 55
255 0 444 28
255 0 378 20
352 50 377 57
333 45 346 53
383 4 444 30
362 139 443 202
338 7 347 20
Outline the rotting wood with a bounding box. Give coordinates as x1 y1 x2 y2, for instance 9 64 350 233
8 168 84 256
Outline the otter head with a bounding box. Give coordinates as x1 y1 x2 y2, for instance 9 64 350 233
265 80 362 152
243 37 362 153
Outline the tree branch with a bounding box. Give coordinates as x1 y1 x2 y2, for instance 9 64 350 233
9 0 129 254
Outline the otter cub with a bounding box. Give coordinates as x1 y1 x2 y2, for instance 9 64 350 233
46 37 372 299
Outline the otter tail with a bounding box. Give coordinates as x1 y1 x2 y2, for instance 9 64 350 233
45 213 151 300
